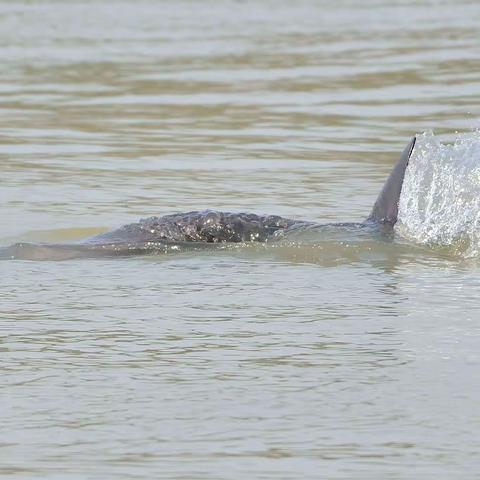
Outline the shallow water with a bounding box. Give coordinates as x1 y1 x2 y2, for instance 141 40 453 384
1 0 480 478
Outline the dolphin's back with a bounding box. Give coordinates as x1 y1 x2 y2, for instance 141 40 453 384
86 210 299 245
0 212 303 260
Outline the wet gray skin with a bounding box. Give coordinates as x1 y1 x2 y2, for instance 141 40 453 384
2 137 416 260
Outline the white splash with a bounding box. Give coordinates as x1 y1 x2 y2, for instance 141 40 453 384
396 130 480 256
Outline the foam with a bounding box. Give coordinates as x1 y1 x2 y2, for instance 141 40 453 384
396 130 480 256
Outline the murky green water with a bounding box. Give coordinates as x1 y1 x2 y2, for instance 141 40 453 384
1 1 480 478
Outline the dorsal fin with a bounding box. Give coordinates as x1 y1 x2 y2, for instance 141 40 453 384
368 136 416 225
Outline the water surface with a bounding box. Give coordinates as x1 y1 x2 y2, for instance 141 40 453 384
1 1 480 478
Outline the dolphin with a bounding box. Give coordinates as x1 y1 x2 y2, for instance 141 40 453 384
1 137 416 260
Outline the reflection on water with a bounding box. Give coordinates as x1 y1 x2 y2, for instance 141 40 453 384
1 0 480 478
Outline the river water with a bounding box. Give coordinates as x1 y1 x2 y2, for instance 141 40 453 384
1 1 480 478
